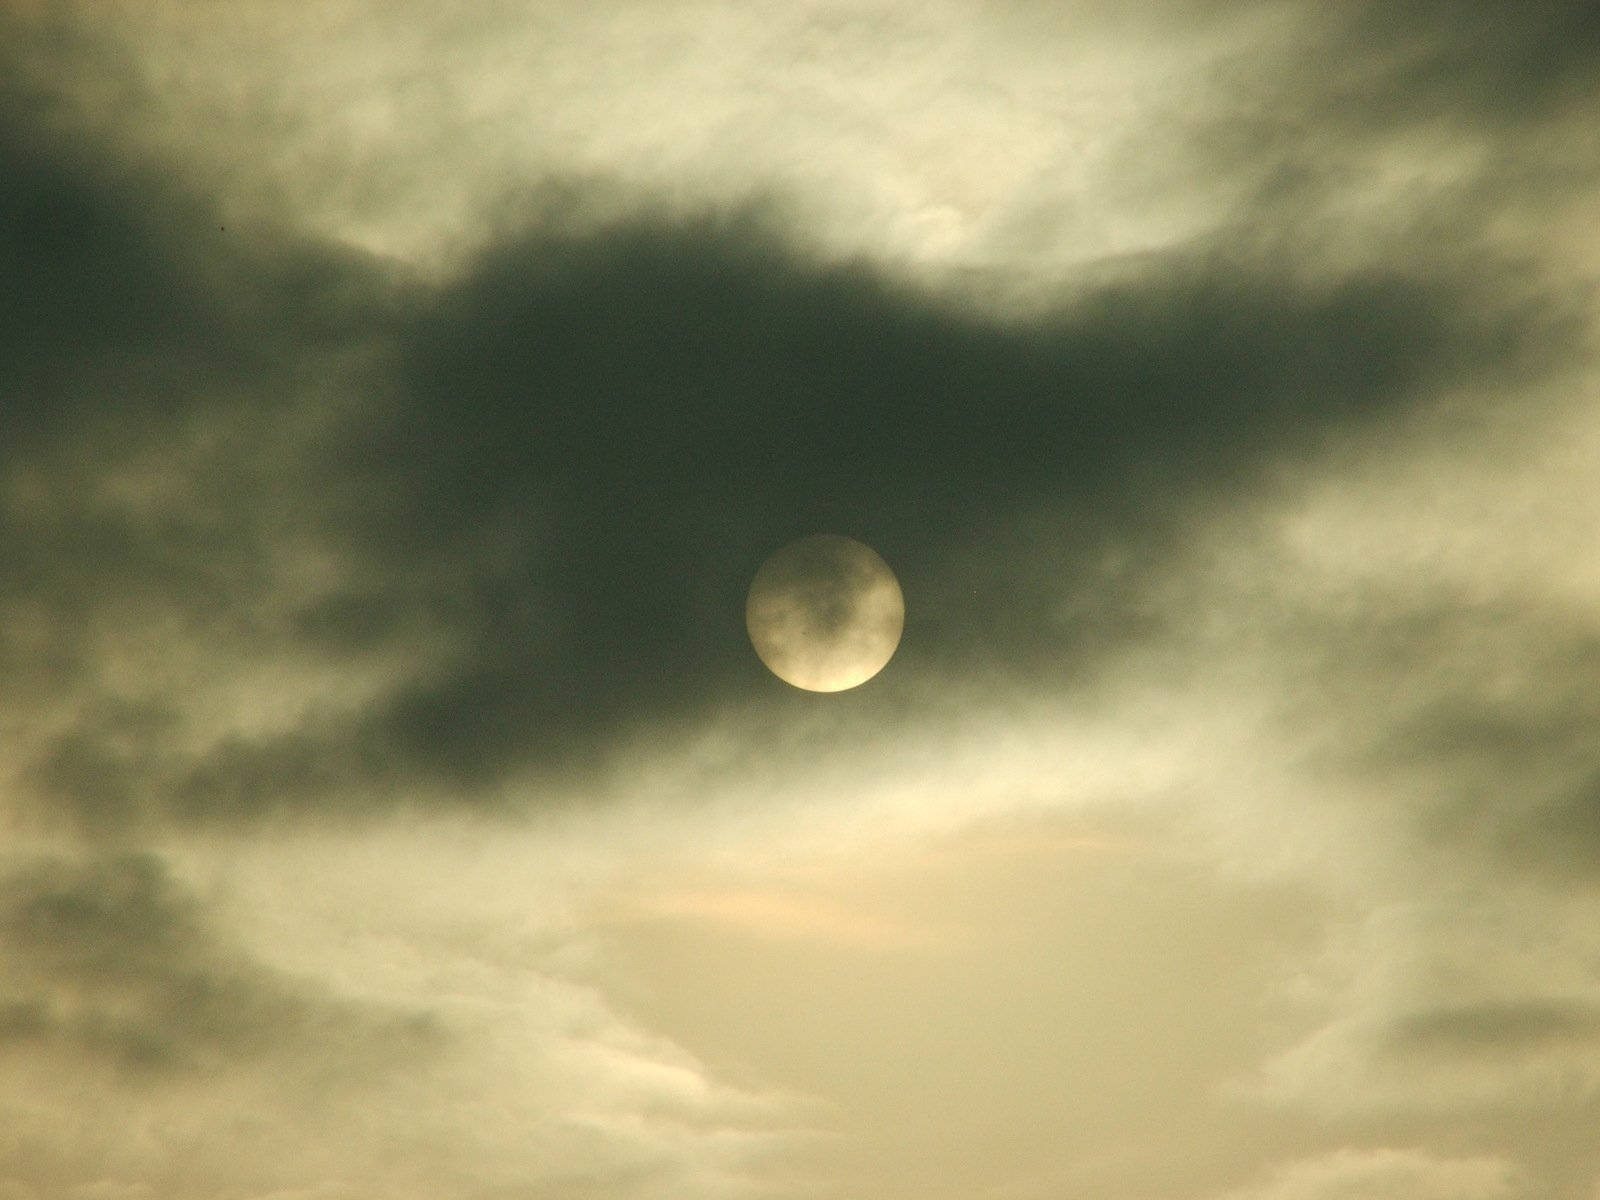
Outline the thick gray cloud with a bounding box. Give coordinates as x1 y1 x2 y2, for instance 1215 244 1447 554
165 211 1574 813
14 198 1573 828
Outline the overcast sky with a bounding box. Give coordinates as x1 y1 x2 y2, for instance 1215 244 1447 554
3 1 1599 1197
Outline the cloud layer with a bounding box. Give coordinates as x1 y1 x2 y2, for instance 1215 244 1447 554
2 0 1599 1197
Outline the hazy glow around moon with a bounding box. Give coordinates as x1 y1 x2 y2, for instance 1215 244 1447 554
745 534 905 692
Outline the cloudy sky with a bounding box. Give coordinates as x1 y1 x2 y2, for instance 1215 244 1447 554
3 1 1599 1197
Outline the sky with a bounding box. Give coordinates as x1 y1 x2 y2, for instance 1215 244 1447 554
2 1 1599 1197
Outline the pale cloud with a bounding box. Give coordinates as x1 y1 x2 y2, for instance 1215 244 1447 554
0 823 802 1200
1233 889 1600 1115
1219 1148 1531 1200
613 885 942 948
50 0 1270 287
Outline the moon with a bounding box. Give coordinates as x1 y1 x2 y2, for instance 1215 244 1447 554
745 534 905 692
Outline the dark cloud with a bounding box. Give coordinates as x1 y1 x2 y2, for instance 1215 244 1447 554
0 4 409 489
13 198 1580 827
0 16 406 710
0 19 410 833
0 76 388 457
1 2 1587 831
1175 0 1600 134
25 700 399 833
1325 1 1600 128
1281 593 1600 887
1175 0 1600 305
303 208 1576 788
1398 689 1600 885
1387 1000 1600 1056
0 852 437 1075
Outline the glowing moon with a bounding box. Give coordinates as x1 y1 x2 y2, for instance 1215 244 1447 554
745 534 904 692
